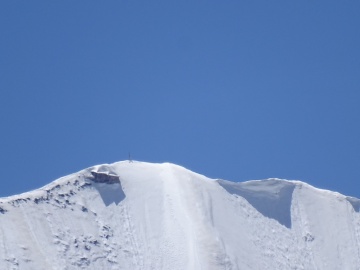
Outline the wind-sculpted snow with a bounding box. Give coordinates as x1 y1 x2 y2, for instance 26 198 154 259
217 179 296 228
89 164 125 206
1 161 360 270
346 196 360 212
90 164 120 184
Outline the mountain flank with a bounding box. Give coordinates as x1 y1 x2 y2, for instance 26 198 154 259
1 161 360 270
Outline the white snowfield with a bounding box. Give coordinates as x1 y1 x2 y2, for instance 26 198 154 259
1 161 360 270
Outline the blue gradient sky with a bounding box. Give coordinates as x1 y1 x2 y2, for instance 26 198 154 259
1 1 359 197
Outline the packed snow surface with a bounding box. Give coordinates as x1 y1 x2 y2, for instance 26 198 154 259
1 161 360 270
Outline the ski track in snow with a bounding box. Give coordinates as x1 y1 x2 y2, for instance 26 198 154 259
1 161 360 269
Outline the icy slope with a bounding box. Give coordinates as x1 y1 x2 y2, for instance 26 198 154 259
1 161 360 270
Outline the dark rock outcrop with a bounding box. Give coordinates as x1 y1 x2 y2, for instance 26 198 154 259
90 171 120 184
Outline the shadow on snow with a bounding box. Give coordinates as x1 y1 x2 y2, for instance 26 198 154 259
218 179 296 229
93 182 126 206
346 197 360 212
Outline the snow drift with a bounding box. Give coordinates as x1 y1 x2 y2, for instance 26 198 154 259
0 161 360 270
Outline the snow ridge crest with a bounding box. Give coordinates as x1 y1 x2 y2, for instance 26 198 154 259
0 161 360 270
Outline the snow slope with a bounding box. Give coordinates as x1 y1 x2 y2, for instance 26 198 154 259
1 161 360 270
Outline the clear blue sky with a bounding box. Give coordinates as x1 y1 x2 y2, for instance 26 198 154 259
1 1 359 198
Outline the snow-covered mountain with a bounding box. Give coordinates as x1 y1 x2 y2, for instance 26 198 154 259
1 161 360 270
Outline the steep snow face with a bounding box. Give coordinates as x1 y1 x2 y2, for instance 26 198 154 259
218 179 296 228
0 161 360 270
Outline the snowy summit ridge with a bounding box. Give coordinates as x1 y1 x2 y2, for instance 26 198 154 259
1 161 360 270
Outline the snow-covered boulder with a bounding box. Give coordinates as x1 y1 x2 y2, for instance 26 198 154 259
90 165 119 184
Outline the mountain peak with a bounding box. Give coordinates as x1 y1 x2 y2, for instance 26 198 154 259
1 161 359 269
